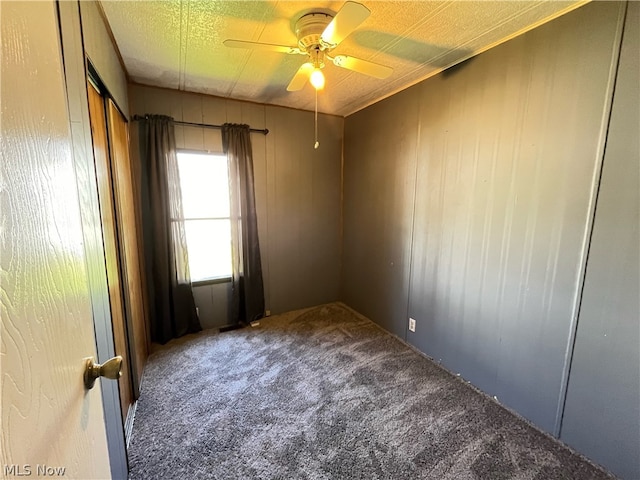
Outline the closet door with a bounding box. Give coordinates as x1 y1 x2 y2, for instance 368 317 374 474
87 81 134 424
107 99 148 393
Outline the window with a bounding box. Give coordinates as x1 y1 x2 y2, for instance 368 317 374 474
176 151 231 282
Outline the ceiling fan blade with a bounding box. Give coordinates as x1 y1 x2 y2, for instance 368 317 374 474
321 1 370 48
223 39 302 55
287 63 314 91
330 55 393 79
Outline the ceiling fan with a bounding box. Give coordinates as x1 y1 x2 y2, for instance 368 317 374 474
224 1 393 92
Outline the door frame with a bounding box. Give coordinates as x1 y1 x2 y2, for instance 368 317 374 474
57 1 128 478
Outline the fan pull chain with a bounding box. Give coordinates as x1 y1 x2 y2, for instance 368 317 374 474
314 88 320 149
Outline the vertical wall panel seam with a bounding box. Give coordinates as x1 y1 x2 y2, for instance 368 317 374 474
553 0 629 438
272 110 278 310
338 118 345 300
263 106 271 312
404 98 423 343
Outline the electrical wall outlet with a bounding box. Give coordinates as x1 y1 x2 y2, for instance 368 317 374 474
409 318 416 332
265 310 271 317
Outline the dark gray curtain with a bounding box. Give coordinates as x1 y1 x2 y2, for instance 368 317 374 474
222 123 265 324
139 115 201 344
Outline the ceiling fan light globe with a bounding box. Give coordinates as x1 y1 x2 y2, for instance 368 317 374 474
310 69 325 90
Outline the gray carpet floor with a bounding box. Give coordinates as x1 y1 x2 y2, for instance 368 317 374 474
128 303 614 479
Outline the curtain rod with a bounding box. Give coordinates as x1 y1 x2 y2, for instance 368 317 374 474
131 114 269 135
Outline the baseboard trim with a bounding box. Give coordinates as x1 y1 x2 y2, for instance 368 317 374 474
124 399 138 449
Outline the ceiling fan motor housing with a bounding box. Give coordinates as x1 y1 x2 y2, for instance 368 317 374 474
296 13 333 51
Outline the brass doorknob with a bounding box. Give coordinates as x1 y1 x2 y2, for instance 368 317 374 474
84 356 123 390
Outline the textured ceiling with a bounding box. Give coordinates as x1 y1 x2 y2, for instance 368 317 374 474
101 0 587 116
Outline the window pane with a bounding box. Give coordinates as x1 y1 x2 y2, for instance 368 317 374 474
184 219 232 280
177 152 230 219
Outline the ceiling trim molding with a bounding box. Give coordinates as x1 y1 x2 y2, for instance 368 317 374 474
128 81 347 119
344 0 591 117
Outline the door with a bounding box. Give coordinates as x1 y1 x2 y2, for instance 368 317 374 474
1 1 111 477
87 82 135 425
106 99 148 399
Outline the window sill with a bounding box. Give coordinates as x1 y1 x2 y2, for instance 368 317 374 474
192 276 232 287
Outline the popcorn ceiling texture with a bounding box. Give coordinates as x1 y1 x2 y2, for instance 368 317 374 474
128 303 613 479
101 1 585 116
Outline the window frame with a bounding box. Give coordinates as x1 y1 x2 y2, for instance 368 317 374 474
175 149 232 285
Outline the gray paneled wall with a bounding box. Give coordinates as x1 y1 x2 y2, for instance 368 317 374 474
128 85 343 327
560 3 640 479
408 2 624 434
342 0 631 472
267 106 343 314
342 87 419 338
